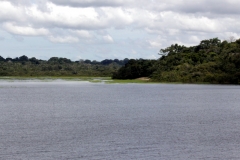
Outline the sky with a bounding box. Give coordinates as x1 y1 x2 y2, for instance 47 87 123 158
0 0 240 61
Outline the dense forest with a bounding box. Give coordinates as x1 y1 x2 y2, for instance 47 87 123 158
1 37 240 84
113 38 240 84
0 56 129 77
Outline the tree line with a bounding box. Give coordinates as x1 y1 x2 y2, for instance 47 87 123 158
0 56 129 77
1 37 240 84
113 38 240 84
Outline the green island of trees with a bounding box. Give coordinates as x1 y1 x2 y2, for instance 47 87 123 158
113 38 240 84
1 37 240 84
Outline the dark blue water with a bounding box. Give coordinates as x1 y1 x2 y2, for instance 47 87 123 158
0 81 240 159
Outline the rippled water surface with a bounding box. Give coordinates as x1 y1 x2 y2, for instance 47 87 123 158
0 81 240 160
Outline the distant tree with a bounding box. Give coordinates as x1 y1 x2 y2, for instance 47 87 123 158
113 59 120 63
29 57 40 64
59 58 71 63
6 57 13 62
12 57 19 62
123 58 129 65
112 59 157 79
19 55 29 61
48 57 59 62
0 56 125 77
91 60 98 64
159 44 186 56
101 59 113 65
84 59 91 64
0 56 5 61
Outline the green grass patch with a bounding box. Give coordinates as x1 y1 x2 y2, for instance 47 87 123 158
106 79 158 84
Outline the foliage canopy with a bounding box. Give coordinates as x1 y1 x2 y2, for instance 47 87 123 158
0 57 128 77
113 38 240 84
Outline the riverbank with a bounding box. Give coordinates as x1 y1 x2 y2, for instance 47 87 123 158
0 76 220 84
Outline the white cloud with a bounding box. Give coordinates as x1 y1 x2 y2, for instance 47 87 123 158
72 30 92 38
28 2 103 29
0 1 26 22
3 22 49 36
102 35 114 43
48 35 79 43
0 0 240 60
50 0 129 7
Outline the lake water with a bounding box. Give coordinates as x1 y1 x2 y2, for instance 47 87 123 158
0 81 240 160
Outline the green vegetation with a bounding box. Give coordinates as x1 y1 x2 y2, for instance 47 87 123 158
106 79 154 84
0 56 129 77
112 59 157 79
113 38 240 84
1 37 240 84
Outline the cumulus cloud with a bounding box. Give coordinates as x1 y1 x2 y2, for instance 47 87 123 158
3 23 49 36
49 0 129 7
0 0 239 60
0 1 26 22
171 0 240 15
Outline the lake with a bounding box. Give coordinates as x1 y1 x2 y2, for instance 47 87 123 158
0 81 240 159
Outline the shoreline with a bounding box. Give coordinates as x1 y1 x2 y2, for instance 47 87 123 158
0 76 238 85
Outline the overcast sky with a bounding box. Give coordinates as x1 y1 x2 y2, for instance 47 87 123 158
0 0 239 60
